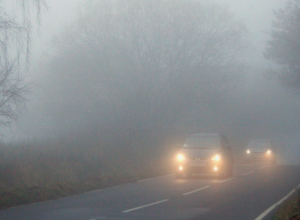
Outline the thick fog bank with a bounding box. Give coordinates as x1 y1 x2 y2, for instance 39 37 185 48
275 133 300 165
2 0 300 161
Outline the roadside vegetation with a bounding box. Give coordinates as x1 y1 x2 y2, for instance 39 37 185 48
0 134 248 209
273 188 300 220
0 137 175 209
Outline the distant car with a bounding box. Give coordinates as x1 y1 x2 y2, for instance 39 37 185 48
245 139 277 164
175 133 233 178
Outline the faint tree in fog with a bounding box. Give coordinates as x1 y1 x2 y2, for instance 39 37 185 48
0 0 46 127
265 0 300 92
46 0 247 149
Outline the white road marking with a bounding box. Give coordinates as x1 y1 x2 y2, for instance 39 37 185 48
183 185 211 196
86 174 174 194
219 177 235 183
122 199 169 213
258 166 267 170
242 171 254 176
137 174 174 182
255 183 300 220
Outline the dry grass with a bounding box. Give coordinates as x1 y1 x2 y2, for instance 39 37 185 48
0 134 246 209
0 137 172 209
272 188 300 220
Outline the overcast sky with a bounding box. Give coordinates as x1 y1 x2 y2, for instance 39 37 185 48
3 0 296 142
33 0 284 51
28 0 285 69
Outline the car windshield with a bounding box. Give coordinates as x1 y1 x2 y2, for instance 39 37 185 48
183 136 221 149
248 140 271 148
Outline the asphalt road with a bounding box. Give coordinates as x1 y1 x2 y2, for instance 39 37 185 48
0 164 300 220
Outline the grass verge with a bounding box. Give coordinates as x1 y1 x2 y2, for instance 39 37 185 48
0 138 173 210
0 168 170 210
272 187 300 220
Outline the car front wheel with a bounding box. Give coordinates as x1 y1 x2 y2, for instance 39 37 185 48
219 163 233 178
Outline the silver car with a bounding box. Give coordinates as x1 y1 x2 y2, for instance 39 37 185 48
175 133 233 178
245 139 277 164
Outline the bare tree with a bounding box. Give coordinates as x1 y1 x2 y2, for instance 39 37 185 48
265 0 300 93
44 0 247 151
0 0 46 127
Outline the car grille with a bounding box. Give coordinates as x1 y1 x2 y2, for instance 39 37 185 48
252 152 267 160
187 157 208 161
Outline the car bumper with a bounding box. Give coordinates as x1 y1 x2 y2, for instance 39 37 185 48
176 160 220 174
246 153 275 162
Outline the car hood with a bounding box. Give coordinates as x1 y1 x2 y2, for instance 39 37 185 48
179 148 220 160
248 148 269 153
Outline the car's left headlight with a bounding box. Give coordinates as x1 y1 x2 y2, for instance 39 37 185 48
246 149 251 154
267 150 271 154
212 154 220 161
177 154 185 161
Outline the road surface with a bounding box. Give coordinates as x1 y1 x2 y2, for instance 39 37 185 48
0 164 300 220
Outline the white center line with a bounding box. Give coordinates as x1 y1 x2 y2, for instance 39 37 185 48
242 171 254 176
258 166 267 170
219 177 235 183
183 185 211 196
122 199 169 213
255 183 300 220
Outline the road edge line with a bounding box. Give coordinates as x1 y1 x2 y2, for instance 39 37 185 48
137 174 173 182
122 199 169 213
183 185 210 196
254 183 300 220
242 171 254 176
219 177 235 183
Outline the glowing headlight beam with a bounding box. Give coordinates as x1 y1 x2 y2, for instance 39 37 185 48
246 149 250 154
267 150 271 154
212 155 220 161
177 154 185 161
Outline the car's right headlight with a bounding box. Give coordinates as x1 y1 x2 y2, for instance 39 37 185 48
212 154 220 161
246 149 251 154
177 154 185 161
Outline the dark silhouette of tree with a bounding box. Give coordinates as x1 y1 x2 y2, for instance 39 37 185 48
42 0 248 152
0 0 46 127
265 0 300 92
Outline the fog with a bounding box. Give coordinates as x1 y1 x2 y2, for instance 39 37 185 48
2 0 300 164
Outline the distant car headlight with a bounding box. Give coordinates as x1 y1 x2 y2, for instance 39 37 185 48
177 154 185 161
246 149 250 154
212 155 220 161
267 150 271 154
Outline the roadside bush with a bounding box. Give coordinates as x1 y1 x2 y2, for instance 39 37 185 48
273 188 300 220
0 137 172 209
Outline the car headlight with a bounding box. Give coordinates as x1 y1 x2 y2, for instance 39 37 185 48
177 154 185 161
212 155 220 161
246 149 250 154
267 150 271 154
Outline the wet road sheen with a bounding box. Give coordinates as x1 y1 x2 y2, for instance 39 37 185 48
0 164 300 220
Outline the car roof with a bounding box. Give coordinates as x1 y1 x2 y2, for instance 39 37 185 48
249 139 271 143
247 139 273 148
189 133 220 137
